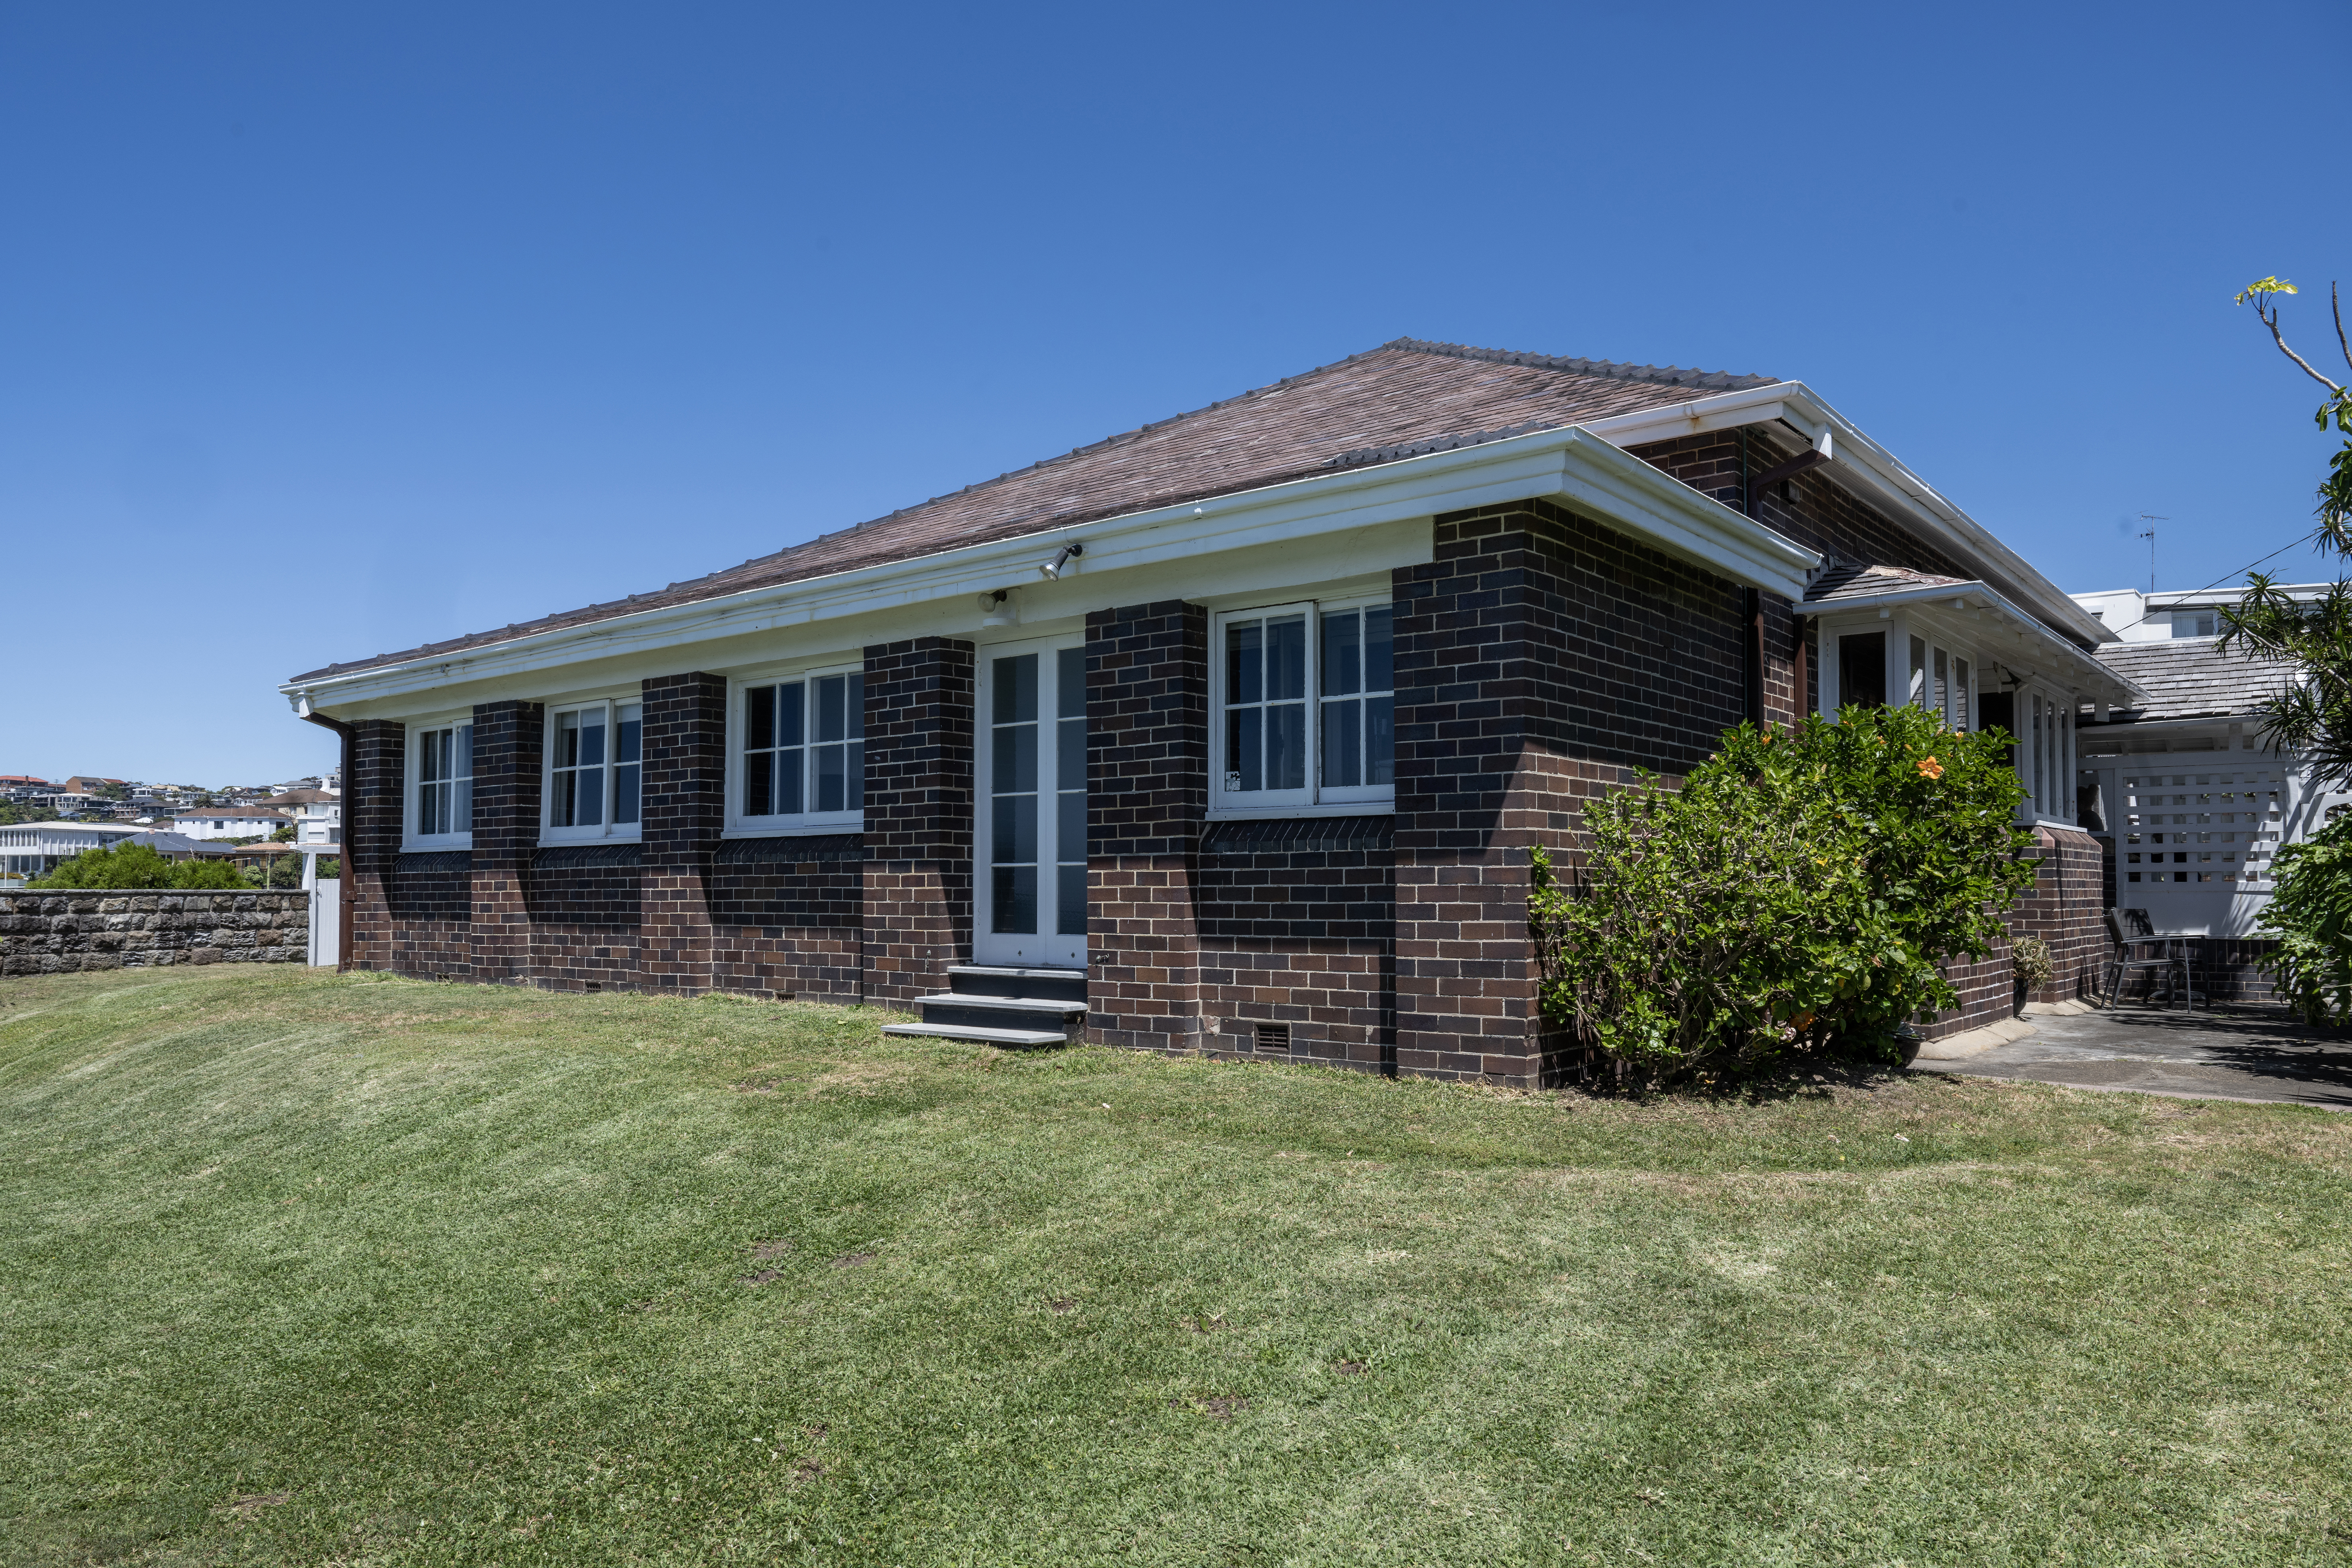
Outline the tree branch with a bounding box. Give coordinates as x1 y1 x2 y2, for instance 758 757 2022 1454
2337 282 2351 376
2260 296 2348 394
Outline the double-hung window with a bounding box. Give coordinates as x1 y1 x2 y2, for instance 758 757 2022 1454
543 699 642 842
1211 600 1394 815
409 718 473 846
733 667 864 832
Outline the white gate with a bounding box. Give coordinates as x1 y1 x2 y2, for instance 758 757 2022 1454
309 878 341 967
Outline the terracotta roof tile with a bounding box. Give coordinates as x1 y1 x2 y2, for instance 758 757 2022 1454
291 339 1776 682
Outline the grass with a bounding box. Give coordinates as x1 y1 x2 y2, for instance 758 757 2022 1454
2 969 2349 1566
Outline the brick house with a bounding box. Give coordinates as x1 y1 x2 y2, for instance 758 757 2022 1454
282 339 2141 1084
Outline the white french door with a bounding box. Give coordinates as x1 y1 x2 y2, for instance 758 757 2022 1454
974 637 1088 968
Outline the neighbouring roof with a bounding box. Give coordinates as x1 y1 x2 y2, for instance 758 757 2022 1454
171 806 290 820
1805 562 1972 604
2092 638 2298 723
292 339 1778 681
261 789 338 805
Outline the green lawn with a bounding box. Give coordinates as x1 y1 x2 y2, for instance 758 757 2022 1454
2 968 2348 1566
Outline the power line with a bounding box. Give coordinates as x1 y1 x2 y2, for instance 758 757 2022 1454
2098 528 2323 639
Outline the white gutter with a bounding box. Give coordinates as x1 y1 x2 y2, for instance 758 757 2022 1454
284 423 1822 714
1796 580 2148 707
1583 383 2118 650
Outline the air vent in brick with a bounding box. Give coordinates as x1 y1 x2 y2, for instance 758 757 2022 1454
1255 1022 1291 1053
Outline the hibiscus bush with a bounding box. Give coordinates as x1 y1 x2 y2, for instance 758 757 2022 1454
1530 704 2035 1082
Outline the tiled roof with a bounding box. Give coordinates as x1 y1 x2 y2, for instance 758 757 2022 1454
292 339 1777 682
1805 562 1973 603
2091 637 2298 722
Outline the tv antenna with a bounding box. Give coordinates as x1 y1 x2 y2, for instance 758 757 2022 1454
2136 514 2167 595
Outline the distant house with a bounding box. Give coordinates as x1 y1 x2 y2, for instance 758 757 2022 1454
0 775 51 803
259 787 342 848
2074 585 2336 964
170 805 293 841
0 821 147 880
286 338 2145 1082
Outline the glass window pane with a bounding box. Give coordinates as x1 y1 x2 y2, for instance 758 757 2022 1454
747 685 775 752
1056 864 1087 937
777 749 803 815
816 745 844 814
1838 632 1886 707
1365 606 1393 693
576 767 603 826
817 675 846 744
1227 708 1259 793
993 795 1037 863
556 710 582 769
1227 621 1262 706
419 730 444 785
1058 789 1086 862
778 682 805 747
846 741 864 811
553 769 577 828
992 865 1036 934
846 673 865 740
747 746 773 816
456 723 472 779
1322 609 1361 696
1267 615 1307 701
1268 702 1306 791
617 703 641 764
456 778 473 832
994 655 1037 725
1058 647 1086 719
1057 717 1086 791
994 724 1037 794
614 762 640 824
1321 700 1362 788
1367 696 1394 786
1909 637 1927 708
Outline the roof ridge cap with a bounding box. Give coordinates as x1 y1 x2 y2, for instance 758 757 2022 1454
1378 336 1778 393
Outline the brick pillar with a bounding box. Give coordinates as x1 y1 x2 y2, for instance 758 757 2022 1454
1391 499 1746 1086
1087 599 1208 1053
469 700 543 985
861 637 974 1008
640 672 727 993
344 720 405 974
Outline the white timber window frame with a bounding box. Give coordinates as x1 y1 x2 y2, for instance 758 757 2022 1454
540 694 644 844
724 664 867 837
1208 597 1395 820
405 713 475 850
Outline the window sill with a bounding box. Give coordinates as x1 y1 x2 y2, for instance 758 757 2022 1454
722 820 867 839
401 837 474 854
538 833 642 847
1205 803 1394 822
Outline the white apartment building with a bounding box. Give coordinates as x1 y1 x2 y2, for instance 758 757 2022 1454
0 821 148 881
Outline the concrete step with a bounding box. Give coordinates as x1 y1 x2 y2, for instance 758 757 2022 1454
882 1022 1068 1047
945 964 1087 1002
914 991 1087 1016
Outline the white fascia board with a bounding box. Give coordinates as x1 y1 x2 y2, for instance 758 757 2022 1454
284 425 1820 715
1800 580 2148 705
1585 382 2117 650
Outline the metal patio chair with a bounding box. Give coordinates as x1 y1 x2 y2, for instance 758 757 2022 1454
2103 907 2199 1010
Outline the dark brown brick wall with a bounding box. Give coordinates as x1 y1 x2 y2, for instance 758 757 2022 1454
1391 497 1758 1086
343 719 404 975
524 851 642 990
861 638 974 1008
710 836 864 1001
1086 601 1209 1053
641 672 727 993
468 700 543 985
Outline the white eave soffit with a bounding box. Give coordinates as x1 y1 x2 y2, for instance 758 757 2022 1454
283 424 1821 710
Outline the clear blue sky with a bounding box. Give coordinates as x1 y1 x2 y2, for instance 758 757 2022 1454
5 2 2348 785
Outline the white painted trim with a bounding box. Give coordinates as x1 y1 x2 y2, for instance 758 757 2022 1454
540 696 646 846
401 710 476 853
1799 581 2145 706
725 664 867 836
1208 597 1397 814
718 822 869 841
1585 383 2115 650
285 425 1819 716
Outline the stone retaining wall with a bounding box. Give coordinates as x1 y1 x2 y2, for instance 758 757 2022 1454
0 891 311 974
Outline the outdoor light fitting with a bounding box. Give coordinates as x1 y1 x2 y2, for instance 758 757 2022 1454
1037 542 1084 581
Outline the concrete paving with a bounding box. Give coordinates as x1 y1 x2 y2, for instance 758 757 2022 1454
1911 1001 2352 1109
